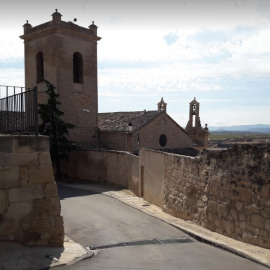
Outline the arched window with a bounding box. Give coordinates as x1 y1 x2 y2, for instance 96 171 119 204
73 52 83 83
159 134 167 147
36 52 44 83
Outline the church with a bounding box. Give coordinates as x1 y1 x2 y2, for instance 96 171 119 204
20 10 209 154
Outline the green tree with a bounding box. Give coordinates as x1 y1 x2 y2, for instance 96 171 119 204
38 80 76 180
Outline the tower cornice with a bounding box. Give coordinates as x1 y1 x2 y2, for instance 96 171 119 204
20 22 101 43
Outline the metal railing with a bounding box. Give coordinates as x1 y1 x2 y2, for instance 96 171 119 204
0 85 38 135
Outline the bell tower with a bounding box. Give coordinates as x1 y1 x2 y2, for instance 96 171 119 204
185 98 209 148
20 10 101 147
157 97 167 112
186 97 200 128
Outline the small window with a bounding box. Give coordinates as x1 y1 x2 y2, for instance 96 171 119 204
36 52 44 83
159 134 167 147
73 52 83 83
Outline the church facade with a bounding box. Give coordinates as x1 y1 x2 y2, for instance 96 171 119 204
98 98 193 154
20 10 208 152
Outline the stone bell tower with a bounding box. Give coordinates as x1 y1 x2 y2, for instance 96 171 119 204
185 97 209 148
20 9 101 147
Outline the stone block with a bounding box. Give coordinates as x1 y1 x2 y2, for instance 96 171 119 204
208 201 217 212
38 152 52 166
34 198 55 216
239 221 247 230
6 202 32 220
40 232 51 241
23 231 40 242
22 217 54 231
0 136 15 153
45 182 59 197
0 190 6 214
259 230 268 237
243 231 258 245
15 136 49 153
51 196 61 209
168 194 175 204
235 201 243 212
220 189 231 200
28 165 54 185
9 186 44 203
202 195 208 202
246 203 260 214
20 166 29 186
239 213 246 221
250 214 264 230
217 204 228 218
49 234 64 247
223 220 234 235
265 219 270 231
261 210 270 219
0 218 18 236
229 209 238 220
247 224 256 233
0 166 20 188
213 215 222 228
261 198 270 207
241 192 251 203
0 153 10 166
257 237 270 249
3 153 38 166
54 216 64 228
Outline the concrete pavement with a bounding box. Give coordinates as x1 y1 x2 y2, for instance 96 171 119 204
0 180 269 270
104 186 270 269
59 181 270 269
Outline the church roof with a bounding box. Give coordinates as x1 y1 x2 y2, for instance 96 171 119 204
98 110 162 132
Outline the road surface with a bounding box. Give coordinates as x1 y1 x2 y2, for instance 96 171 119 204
54 183 268 270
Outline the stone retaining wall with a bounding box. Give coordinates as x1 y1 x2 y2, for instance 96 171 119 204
152 144 270 249
61 150 140 196
0 135 64 246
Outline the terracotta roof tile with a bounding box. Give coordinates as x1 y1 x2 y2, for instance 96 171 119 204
98 110 161 132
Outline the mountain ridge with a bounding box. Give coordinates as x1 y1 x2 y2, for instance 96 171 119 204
209 124 270 133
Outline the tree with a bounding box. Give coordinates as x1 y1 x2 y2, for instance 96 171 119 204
38 80 76 180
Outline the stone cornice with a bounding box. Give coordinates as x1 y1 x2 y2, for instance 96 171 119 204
20 21 101 43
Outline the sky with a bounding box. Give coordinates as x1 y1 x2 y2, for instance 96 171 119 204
0 0 270 128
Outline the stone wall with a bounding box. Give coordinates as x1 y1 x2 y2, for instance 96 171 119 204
61 150 140 196
0 135 64 246
139 150 165 208
140 145 270 249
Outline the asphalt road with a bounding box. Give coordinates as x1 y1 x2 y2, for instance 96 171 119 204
54 184 268 270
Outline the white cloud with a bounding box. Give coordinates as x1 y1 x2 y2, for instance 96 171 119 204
0 69 24 86
1 0 270 125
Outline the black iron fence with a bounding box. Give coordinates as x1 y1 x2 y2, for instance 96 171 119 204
0 85 38 135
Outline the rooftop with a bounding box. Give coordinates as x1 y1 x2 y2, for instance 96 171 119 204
98 110 162 132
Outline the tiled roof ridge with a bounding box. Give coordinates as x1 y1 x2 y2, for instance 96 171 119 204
98 110 157 114
98 110 163 132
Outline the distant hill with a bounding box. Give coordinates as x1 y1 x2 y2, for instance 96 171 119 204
209 124 270 134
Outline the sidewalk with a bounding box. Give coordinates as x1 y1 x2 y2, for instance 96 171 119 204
1 181 269 270
0 235 95 270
